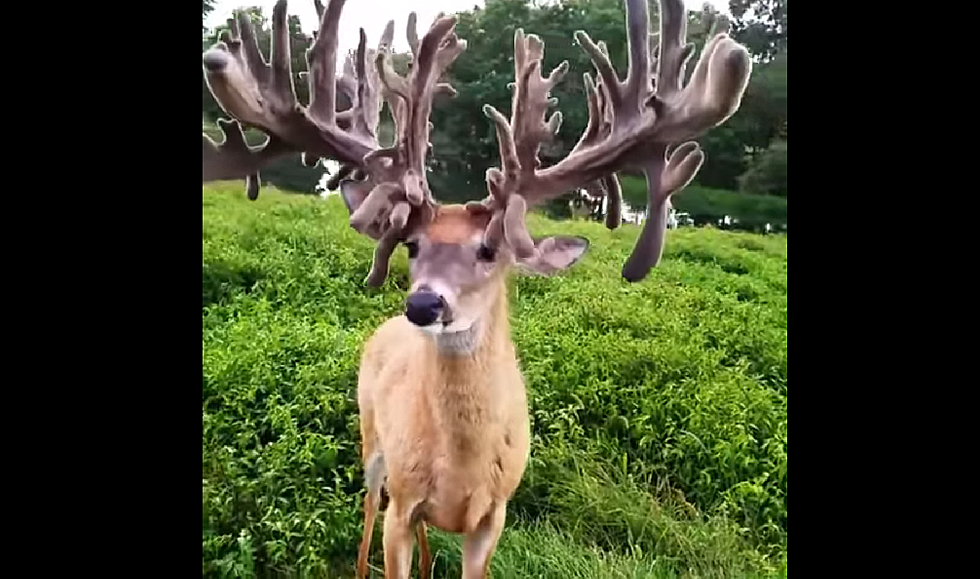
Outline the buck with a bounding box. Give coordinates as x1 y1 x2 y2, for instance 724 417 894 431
202 0 751 576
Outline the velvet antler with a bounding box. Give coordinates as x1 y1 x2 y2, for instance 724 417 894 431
480 0 751 281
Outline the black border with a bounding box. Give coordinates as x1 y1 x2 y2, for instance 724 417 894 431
786 2 918 576
46 1 923 577
51 4 204 574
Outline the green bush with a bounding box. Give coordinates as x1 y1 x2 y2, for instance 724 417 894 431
672 184 787 230
203 183 788 578
621 175 787 231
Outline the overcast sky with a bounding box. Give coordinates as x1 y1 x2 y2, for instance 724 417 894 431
205 1 730 56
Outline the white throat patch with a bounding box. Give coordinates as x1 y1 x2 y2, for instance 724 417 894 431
424 319 482 355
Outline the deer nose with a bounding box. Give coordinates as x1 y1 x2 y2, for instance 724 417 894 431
405 290 445 327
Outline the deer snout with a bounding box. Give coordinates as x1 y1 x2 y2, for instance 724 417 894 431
405 290 447 327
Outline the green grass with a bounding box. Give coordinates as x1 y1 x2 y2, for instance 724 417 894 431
202 182 788 578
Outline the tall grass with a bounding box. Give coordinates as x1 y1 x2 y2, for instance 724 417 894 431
203 182 787 578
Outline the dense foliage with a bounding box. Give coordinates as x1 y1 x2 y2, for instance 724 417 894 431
203 184 787 578
738 140 788 198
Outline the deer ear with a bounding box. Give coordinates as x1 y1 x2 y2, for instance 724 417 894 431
515 236 589 276
339 179 372 216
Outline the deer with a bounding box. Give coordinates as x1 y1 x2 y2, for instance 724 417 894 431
201 1 751 577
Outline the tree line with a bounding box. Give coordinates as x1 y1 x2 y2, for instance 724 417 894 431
202 0 786 220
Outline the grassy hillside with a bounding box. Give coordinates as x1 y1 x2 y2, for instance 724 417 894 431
202 183 788 578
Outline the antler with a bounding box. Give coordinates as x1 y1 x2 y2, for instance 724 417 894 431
202 1 465 287
481 0 751 281
201 1 381 190
338 12 467 286
202 119 293 198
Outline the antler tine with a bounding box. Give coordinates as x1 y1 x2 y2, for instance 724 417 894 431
352 28 384 140
333 49 358 126
602 174 623 229
328 19 394 202
407 12 420 60
269 1 294 100
480 0 752 282
655 0 694 97
701 5 731 37
234 12 270 86
307 0 343 126
513 31 568 180
336 12 466 286
481 27 568 257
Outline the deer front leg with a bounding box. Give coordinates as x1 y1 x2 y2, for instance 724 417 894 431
356 486 381 579
416 520 432 579
357 436 385 577
382 499 417 579
462 503 507 579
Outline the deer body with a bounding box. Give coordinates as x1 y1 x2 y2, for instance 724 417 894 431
357 299 530 577
358 295 529 532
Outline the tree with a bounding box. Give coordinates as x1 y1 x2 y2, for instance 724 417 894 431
688 2 786 191
738 139 786 196
203 0 216 33
728 0 787 61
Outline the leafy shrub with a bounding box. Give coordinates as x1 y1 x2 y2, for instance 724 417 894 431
620 175 787 231
203 183 788 577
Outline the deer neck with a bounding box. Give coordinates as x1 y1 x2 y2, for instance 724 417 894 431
422 280 515 450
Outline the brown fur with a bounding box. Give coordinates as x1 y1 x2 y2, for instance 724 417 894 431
424 205 491 244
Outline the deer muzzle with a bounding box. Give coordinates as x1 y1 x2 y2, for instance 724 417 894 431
405 289 450 327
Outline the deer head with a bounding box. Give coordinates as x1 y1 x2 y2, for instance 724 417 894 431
376 204 588 334
202 0 752 290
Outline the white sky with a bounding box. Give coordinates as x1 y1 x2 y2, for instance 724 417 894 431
205 1 730 56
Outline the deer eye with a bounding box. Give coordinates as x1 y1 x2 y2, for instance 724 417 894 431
403 241 419 259
476 243 496 262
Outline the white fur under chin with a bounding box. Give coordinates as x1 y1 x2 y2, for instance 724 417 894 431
416 318 482 355
417 315 477 335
